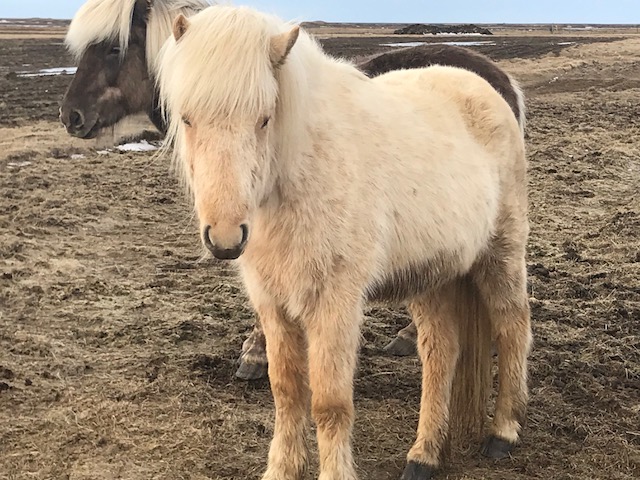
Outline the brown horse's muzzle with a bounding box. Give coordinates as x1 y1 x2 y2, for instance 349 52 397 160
59 105 100 139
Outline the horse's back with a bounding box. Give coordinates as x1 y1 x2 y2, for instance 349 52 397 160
349 65 526 283
372 65 522 164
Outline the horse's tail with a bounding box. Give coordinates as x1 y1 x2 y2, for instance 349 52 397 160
448 275 493 445
508 74 527 137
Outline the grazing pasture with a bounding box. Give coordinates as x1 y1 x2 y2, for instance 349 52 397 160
1 25 639 480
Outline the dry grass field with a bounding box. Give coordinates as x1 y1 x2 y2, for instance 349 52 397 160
1 21 639 480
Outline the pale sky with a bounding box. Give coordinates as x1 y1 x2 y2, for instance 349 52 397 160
1 0 638 23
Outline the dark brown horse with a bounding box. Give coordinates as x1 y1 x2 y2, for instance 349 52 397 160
61 0 208 137
61 0 526 380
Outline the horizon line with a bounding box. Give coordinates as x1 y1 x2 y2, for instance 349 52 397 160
1 17 639 25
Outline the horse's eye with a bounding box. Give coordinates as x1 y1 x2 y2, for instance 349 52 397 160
261 116 270 129
182 116 192 127
109 46 121 56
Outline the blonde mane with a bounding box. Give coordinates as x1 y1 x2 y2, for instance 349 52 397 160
157 5 355 193
65 0 209 72
147 0 210 72
158 6 309 178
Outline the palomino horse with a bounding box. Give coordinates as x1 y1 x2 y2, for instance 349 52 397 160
61 0 526 380
158 5 532 479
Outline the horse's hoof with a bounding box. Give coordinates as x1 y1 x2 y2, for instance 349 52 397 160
400 461 437 480
480 435 516 460
235 360 268 380
384 336 416 356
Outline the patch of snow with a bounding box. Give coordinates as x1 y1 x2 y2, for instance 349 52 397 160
431 32 491 36
381 41 495 48
71 154 86 159
96 150 111 155
115 140 158 152
442 41 495 46
17 67 77 78
556 42 576 46
4 24 51 28
8 161 32 167
381 41 427 48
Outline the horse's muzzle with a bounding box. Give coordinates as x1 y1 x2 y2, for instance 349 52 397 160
203 224 248 260
59 107 99 138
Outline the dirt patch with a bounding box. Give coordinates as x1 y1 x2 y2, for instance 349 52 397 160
0 30 639 480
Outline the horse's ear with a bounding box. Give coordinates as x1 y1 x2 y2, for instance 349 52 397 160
173 14 190 41
270 25 299 68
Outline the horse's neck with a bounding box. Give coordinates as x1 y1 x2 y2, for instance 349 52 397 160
274 39 359 165
273 36 323 161
148 93 167 133
268 46 363 212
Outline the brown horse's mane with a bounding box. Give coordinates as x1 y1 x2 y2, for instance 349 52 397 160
65 0 209 70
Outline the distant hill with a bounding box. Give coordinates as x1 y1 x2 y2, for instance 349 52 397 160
394 23 493 35
300 21 404 29
0 18 69 28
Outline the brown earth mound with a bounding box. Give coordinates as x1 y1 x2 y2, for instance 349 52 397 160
394 23 493 35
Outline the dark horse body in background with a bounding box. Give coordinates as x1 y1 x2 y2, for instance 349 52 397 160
60 0 525 380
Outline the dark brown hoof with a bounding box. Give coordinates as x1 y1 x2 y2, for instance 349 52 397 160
235 360 268 381
384 336 416 356
400 461 437 480
480 435 517 460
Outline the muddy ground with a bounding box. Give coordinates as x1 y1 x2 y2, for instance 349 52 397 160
1 31 639 480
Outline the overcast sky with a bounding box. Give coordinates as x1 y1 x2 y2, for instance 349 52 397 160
1 0 638 23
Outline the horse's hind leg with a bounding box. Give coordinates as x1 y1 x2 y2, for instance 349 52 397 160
236 322 268 380
473 231 531 459
237 318 416 381
259 303 310 480
384 321 417 356
402 286 460 480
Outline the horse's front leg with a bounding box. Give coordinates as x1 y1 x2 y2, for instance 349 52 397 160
306 296 361 480
235 321 268 380
260 303 310 480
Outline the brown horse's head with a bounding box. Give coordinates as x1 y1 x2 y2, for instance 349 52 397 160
60 0 154 138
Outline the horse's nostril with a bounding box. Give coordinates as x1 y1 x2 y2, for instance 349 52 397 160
240 223 249 245
69 109 84 130
202 225 215 253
